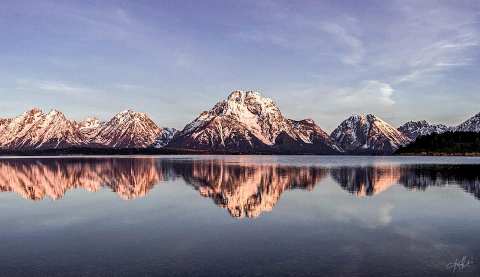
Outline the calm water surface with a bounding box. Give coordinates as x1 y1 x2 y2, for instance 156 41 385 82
1 155 480 276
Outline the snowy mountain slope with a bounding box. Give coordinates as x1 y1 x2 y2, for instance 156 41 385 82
168 91 341 154
0 109 84 150
78 117 103 139
0 118 12 126
0 118 12 133
331 114 411 154
273 119 343 153
398 120 450 140
93 110 163 148
0 109 176 150
154 127 178 148
455 112 480 132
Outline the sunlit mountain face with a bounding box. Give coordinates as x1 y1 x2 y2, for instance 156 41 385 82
0 158 480 218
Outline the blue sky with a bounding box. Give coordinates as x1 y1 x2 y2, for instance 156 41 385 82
1 0 479 131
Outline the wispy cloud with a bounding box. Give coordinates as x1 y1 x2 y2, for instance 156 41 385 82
395 35 478 84
16 79 103 96
341 80 395 107
113 83 143 91
278 79 397 132
242 1 479 86
233 4 364 65
320 22 364 65
260 0 479 128
379 1 480 84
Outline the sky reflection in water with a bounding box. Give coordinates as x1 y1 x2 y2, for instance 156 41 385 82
0 156 480 276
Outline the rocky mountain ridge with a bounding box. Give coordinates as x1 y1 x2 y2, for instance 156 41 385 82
397 120 450 140
0 109 175 150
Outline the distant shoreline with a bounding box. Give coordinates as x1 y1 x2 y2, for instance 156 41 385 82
0 148 478 157
397 152 480 157
0 147 355 156
395 132 480 156
0 148 204 157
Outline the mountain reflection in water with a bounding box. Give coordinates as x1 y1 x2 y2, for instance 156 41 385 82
0 158 479 218
167 159 327 218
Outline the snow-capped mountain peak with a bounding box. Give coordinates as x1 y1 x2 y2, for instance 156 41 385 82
79 117 101 129
113 109 148 122
223 90 281 117
170 90 341 153
180 90 288 146
0 108 84 150
331 114 410 154
398 120 450 140
93 110 162 148
78 117 102 139
80 110 178 149
207 90 286 145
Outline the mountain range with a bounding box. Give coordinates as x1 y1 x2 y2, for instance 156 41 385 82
0 90 479 154
0 108 176 150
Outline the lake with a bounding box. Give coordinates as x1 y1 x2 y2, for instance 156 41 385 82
1 155 480 276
